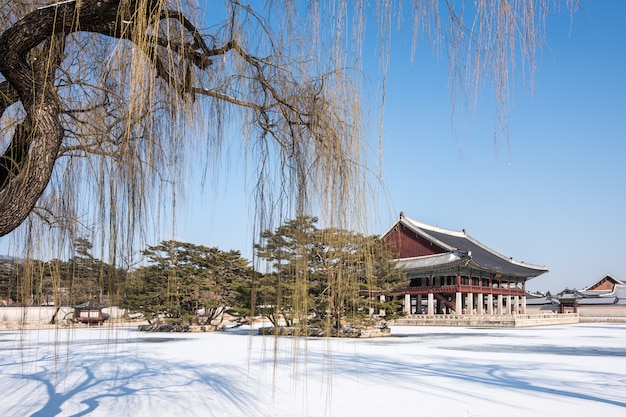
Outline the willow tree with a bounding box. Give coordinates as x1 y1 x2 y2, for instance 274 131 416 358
0 1 574 307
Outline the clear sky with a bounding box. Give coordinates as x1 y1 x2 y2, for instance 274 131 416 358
378 0 626 293
371 0 626 293
175 1 626 294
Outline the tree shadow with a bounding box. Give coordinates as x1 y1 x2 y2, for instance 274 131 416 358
289 342 626 410
2 334 263 417
2 328 625 416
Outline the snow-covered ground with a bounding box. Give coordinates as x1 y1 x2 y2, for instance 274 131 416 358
1 323 624 417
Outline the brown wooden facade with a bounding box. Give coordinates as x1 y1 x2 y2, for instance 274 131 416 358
585 274 623 291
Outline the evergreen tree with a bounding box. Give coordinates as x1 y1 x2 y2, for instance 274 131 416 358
254 216 318 327
254 216 406 331
0 258 20 305
125 241 252 325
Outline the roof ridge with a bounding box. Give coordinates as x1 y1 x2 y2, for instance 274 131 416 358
399 216 457 251
403 216 466 237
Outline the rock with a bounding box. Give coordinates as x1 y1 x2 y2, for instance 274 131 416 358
138 323 226 332
138 323 190 332
257 325 391 338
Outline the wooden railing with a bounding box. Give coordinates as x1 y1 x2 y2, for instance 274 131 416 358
402 285 525 296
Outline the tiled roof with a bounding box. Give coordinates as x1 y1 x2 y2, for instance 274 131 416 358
525 296 560 306
611 284 626 298
556 283 626 306
578 297 618 305
578 290 612 297
389 215 548 278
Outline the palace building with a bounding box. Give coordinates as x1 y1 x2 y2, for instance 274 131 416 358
382 213 548 316
556 274 626 316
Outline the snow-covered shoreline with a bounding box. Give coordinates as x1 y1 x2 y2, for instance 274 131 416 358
1 324 625 416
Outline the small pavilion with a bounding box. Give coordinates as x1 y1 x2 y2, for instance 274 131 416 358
381 213 548 316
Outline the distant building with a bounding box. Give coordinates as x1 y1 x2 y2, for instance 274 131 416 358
525 292 560 313
556 274 626 317
381 213 548 315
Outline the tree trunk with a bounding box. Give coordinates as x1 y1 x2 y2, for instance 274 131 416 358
0 0 155 236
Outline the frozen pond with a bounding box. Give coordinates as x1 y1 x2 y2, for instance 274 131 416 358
1 324 625 416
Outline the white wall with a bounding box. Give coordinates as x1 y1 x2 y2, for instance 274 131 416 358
0 306 127 326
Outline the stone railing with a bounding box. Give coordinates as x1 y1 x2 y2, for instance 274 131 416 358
391 313 580 327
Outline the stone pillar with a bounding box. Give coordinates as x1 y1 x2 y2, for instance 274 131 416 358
513 295 519 314
404 293 411 314
477 293 484 315
521 295 527 314
497 294 504 315
427 293 434 315
455 292 463 315
487 294 494 315
417 295 423 314
467 293 474 315
505 295 511 315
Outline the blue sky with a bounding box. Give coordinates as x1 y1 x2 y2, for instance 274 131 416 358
176 1 625 293
374 1 626 292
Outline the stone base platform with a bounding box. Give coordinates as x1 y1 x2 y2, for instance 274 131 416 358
258 325 391 338
579 316 626 323
391 313 580 328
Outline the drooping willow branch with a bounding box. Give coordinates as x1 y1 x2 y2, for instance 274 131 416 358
0 0 336 237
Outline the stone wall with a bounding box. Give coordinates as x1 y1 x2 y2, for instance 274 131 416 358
0 306 130 330
578 305 626 318
526 305 559 314
391 313 580 327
